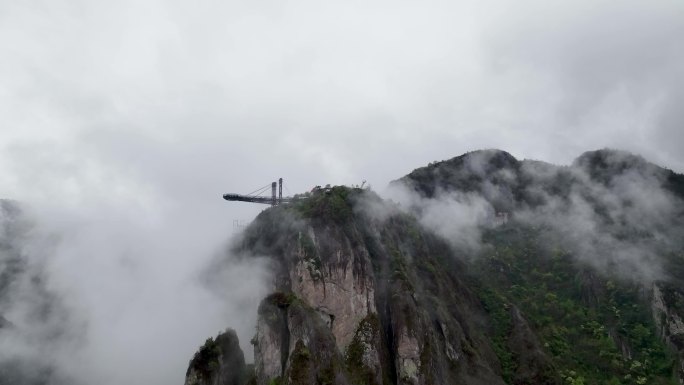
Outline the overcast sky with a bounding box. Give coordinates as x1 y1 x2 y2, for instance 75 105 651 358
0 0 683 384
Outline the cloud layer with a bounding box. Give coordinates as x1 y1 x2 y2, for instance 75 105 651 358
389 149 684 284
0 1 683 384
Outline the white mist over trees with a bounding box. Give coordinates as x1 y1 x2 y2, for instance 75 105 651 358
386 149 684 284
0 199 270 385
0 0 683 384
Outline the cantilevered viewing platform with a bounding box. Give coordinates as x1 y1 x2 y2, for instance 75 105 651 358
223 178 301 206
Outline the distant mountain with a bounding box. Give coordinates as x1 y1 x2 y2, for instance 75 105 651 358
186 149 684 385
394 148 684 212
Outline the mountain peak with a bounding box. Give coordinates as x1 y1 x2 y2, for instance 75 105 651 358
391 149 521 212
184 148 684 385
573 148 649 170
435 149 519 172
572 148 667 186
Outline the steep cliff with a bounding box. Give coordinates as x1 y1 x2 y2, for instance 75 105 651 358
187 149 684 385
227 186 545 385
185 329 247 385
398 149 684 384
252 292 347 385
652 283 684 382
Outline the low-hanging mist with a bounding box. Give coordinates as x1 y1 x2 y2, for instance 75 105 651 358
188 151 684 385
386 149 684 285
0 197 271 385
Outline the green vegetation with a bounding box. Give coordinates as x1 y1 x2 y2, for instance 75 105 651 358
479 288 515 382
288 340 312 385
237 153 684 384
189 337 222 382
474 225 677 385
265 291 298 309
293 186 358 224
345 314 382 385
298 232 322 279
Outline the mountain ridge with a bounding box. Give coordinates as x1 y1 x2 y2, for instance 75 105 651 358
3 149 683 385
184 149 684 385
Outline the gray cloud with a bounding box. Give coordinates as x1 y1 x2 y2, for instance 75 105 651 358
0 0 683 384
388 149 684 284
388 185 494 254
515 163 674 284
0 196 271 384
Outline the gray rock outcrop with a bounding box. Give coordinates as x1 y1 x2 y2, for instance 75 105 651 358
185 329 246 385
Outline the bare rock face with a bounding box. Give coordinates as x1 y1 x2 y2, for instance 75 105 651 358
254 297 286 383
238 187 508 385
395 328 420 385
652 282 684 383
289 226 376 352
345 314 384 385
185 329 246 385
253 293 348 385
189 150 684 385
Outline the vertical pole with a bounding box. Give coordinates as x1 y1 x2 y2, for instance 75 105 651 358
279 178 283 205
271 182 277 207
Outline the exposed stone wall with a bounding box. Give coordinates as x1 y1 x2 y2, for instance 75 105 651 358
289 226 376 352
230 190 518 385
254 300 285 385
652 283 684 383
251 294 348 385
184 329 246 385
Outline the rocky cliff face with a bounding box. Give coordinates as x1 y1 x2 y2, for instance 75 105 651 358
652 283 684 383
184 329 247 385
398 149 684 384
253 292 347 385
187 149 684 385
195 187 519 385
